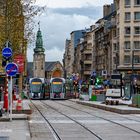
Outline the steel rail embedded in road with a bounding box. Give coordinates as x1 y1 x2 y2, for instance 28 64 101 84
54 100 140 135
30 100 62 140
41 100 103 140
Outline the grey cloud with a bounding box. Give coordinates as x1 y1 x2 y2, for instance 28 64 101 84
48 6 103 19
33 5 100 53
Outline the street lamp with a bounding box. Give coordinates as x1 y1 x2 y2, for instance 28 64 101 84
131 50 134 97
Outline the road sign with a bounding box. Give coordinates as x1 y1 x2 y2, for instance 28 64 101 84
5 63 18 76
2 47 12 58
14 54 25 73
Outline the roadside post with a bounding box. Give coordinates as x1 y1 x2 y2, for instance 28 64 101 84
2 41 18 121
2 41 13 115
5 63 18 121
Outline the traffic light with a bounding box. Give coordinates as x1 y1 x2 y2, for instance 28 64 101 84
2 57 12 67
95 76 102 85
2 58 7 67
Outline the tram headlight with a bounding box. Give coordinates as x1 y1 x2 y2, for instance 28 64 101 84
38 93 41 97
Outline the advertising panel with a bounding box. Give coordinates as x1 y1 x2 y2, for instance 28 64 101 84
14 54 25 73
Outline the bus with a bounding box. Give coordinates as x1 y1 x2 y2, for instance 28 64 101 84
29 78 49 99
50 77 66 99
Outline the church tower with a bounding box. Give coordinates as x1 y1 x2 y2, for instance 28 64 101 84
33 24 45 78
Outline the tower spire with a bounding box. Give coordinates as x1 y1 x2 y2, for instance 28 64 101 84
34 22 45 54
38 21 40 30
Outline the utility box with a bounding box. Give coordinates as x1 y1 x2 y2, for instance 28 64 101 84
132 94 140 107
90 95 97 101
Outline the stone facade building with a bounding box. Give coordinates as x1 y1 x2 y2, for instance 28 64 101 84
33 27 45 78
63 0 140 80
115 0 140 74
28 26 63 80
63 30 86 78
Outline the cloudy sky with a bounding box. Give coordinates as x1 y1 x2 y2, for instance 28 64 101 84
27 0 113 63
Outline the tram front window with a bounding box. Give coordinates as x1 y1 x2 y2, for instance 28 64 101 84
31 85 42 93
52 84 62 93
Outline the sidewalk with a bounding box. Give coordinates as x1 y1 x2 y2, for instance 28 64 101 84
70 99 140 114
0 100 32 121
0 119 30 140
0 100 31 140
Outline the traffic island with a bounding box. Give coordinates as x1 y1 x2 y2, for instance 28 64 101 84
70 99 140 114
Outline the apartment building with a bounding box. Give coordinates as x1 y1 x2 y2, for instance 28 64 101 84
80 28 94 80
63 30 86 78
115 0 140 75
94 4 116 76
74 39 82 78
63 0 140 79
63 39 71 77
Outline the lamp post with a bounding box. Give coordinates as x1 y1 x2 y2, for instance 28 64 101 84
131 50 134 97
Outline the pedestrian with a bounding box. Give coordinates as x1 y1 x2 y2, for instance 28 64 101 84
0 87 3 101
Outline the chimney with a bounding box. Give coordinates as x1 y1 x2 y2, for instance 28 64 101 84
103 5 111 17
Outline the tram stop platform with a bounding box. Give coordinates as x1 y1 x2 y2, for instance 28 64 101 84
70 99 140 114
0 100 32 121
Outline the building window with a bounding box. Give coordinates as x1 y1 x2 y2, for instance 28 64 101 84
134 26 140 34
113 43 117 51
35 65 37 70
134 12 140 20
125 12 131 21
124 41 130 49
134 0 140 5
41 62 43 70
124 55 130 64
125 27 131 34
113 29 117 37
134 55 140 63
125 0 130 6
117 28 120 36
134 41 140 49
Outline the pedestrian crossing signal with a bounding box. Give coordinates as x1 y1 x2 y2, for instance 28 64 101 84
95 77 102 85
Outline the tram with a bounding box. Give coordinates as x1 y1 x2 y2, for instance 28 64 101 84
29 78 47 99
50 77 66 99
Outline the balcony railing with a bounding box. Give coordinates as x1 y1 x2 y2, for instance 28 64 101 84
84 60 92 64
84 70 91 75
104 20 116 30
84 50 92 54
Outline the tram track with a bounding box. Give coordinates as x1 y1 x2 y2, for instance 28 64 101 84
66 100 140 123
30 100 62 140
40 100 103 140
52 100 140 135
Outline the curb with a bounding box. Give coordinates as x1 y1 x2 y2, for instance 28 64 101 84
75 100 140 114
0 114 29 121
